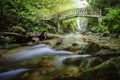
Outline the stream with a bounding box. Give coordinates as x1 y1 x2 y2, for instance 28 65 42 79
0 32 120 80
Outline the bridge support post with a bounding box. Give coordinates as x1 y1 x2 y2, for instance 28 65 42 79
57 19 63 33
57 20 60 32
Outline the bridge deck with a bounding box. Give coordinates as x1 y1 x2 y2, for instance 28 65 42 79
43 8 101 20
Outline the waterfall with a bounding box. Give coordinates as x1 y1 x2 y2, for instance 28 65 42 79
73 0 89 32
76 17 88 32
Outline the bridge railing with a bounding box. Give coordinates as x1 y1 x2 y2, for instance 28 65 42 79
42 8 102 20
59 8 101 20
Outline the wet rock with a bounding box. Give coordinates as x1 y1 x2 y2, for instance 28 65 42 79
0 36 11 49
110 34 118 38
0 54 9 62
79 57 120 80
27 41 34 46
101 45 111 49
52 75 81 80
55 38 63 46
56 42 62 46
102 33 109 37
39 31 47 40
78 58 103 72
63 43 81 52
63 58 82 66
46 33 59 39
72 43 79 47
81 42 101 54
41 41 52 46
13 27 26 35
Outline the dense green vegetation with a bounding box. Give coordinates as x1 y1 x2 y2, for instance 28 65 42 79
0 0 120 35
89 0 120 34
0 0 72 32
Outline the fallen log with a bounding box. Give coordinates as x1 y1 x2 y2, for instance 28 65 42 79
0 31 59 43
0 32 24 37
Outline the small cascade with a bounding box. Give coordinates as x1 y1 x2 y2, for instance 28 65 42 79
73 0 89 32
76 17 87 32
0 68 30 79
53 54 90 69
7 44 73 62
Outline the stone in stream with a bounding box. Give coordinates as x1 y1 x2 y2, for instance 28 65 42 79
53 56 120 80
81 42 101 54
62 43 81 52
79 57 120 80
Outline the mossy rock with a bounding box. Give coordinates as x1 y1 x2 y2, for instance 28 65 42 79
81 42 101 54
79 57 120 80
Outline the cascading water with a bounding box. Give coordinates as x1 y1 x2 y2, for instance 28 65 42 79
0 68 30 79
6 44 73 62
76 17 88 31
1 44 91 79
73 0 89 32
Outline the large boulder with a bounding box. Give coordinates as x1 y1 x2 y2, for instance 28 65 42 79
79 57 120 80
81 42 101 54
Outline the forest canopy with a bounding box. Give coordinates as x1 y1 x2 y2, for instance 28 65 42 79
0 0 120 34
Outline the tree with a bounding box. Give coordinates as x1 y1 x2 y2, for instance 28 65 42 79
89 0 120 34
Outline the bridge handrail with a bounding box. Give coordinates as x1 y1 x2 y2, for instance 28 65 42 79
42 8 102 20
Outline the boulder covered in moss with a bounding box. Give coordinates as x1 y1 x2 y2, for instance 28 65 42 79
79 57 120 80
81 42 101 54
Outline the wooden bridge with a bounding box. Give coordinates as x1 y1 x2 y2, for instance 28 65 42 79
43 8 102 20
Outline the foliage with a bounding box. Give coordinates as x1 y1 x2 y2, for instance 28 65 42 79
63 19 76 32
101 7 120 33
0 0 32 31
0 0 73 33
89 0 120 34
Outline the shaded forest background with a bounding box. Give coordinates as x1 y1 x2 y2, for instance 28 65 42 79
0 0 120 34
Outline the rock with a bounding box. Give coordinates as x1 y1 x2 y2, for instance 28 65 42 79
81 42 101 54
13 27 26 35
79 57 120 80
31 37 40 45
102 33 109 37
3 43 10 49
78 58 103 72
52 75 81 80
101 45 111 49
63 58 82 66
0 36 11 49
0 54 9 62
55 38 63 46
27 41 34 46
72 43 79 47
56 57 120 80
55 42 62 46
46 33 59 39
39 31 47 40
62 43 81 52
41 41 52 46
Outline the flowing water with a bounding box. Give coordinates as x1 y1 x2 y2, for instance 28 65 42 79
0 44 89 80
0 68 30 80
76 17 87 31
0 33 120 80
73 0 88 32
6 44 73 62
